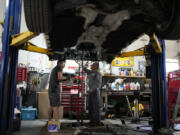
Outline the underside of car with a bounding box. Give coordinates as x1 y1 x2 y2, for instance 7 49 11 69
24 0 180 62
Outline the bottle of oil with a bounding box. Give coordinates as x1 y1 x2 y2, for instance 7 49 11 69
130 69 134 77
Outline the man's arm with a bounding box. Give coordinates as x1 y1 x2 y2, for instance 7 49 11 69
98 73 102 88
91 72 102 90
96 72 102 89
83 67 91 75
57 71 66 81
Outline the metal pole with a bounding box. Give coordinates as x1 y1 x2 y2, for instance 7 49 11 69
160 39 168 128
81 57 84 124
125 96 133 117
151 39 168 133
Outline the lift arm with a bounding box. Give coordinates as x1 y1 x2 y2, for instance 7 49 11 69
22 42 54 55
0 20 4 27
150 33 162 54
117 33 162 57
11 31 38 46
116 46 151 57
10 30 53 55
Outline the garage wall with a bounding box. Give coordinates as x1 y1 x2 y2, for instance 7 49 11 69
166 59 179 73
165 40 179 59
0 0 6 51
177 41 180 68
165 40 180 72
121 34 149 71
179 57 180 69
18 4 53 72
122 36 180 73
109 35 148 75
126 38 180 73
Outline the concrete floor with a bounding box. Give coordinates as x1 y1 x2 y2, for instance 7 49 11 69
12 119 78 135
12 119 180 135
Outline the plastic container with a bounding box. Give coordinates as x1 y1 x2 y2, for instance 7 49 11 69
111 82 116 90
136 82 140 90
130 82 134 90
21 108 37 120
130 69 134 77
119 85 124 91
133 82 137 90
126 83 130 90
123 83 126 90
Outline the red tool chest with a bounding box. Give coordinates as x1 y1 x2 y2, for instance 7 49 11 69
61 76 86 115
168 70 180 123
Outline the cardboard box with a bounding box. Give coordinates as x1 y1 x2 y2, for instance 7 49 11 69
38 89 63 119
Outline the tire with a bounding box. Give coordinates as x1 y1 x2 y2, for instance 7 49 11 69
24 0 52 33
156 0 180 39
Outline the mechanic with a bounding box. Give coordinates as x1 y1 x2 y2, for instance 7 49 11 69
84 62 102 126
48 60 66 122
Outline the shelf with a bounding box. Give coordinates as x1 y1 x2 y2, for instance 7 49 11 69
103 74 145 78
102 90 152 96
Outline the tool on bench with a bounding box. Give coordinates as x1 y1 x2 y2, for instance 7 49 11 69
125 96 133 117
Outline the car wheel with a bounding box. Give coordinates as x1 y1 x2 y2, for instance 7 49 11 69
156 0 180 39
24 0 52 33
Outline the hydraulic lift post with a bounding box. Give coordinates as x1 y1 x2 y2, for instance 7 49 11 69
0 0 22 134
117 35 168 133
151 39 168 133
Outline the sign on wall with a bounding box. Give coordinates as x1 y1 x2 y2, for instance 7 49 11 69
112 57 134 67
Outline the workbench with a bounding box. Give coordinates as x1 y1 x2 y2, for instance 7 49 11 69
101 90 152 116
102 90 151 96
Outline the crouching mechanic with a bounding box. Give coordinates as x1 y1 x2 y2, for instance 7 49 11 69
84 62 102 126
48 60 66 122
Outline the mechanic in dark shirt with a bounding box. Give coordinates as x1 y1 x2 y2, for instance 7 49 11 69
48 60 66 122
84 62 102 125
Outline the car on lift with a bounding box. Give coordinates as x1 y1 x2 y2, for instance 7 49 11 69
23 0 180 62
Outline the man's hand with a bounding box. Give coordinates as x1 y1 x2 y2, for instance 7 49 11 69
89 89 93 94
85 62 88 67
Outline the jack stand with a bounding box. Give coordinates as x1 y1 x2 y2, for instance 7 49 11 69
76 51 86 125
125 96 133 117
131 98 140 123
134 99 139 119
131 91 140 123
76 63 81 124
80 57 84 125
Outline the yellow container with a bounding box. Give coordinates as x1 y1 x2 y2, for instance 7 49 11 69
130 69 134 77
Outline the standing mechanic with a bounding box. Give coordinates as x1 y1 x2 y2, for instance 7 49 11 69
48 60 66 122
84 62 102 126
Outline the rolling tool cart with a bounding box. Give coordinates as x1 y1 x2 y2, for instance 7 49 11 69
167 70 180 127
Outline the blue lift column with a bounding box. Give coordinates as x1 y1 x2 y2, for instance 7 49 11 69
151 39 168 133
0 0 22 134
